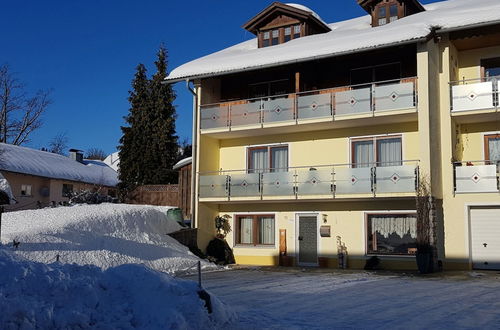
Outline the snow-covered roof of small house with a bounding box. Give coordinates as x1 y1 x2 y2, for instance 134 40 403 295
166 0 500 82
285 3 327 26
103 152 120 172
173 157 192 170
0 143 119 187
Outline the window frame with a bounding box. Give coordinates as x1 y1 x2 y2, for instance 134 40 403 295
247 144 289 173
234 214 276 247
365 212 418 256
21 184 32 197
350 135 402 168
484 133 500 163
373 1 402 27
259 23 303 48
62 183 74 197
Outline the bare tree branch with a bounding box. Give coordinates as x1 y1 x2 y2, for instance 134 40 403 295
86 147 107 160
48 131 69 155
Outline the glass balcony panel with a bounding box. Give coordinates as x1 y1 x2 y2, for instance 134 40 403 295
262 172 295 197
200 105 228 130
335 87 372 116
297 93 332 120
296 168 333 196
334 167 372 194
375 165 416 193
230 101 261 127
451 82 494 112
230 173 261 197
199 175 228 198
263 97 295 123
374 82 415 111
455 165 498 193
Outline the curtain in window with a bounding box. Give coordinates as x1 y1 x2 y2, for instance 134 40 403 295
488 137 500 163
377 138 402 166
240 217 253 244
259 217 274 245
371 215 417 239
271 147 288 172
353 140 374 167
249 149 268 173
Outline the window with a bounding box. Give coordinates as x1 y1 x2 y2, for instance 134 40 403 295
248 79 290 99
271 29 279 46
21 184 32 196
235 214 275 246
262 31 270 47
484 134 500 163
293 25 301 39
248 145 288 173
389 4 398 22
62 184 73 197
367 213 417 255
378 6 387 26
352 136 402 167
350 62 402 85
284 26 292 42
481 57 500 80
375 2 401 26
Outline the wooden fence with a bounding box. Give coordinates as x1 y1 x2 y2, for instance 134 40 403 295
127 184 179 207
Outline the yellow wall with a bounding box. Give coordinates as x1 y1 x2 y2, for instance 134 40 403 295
458 45 500 80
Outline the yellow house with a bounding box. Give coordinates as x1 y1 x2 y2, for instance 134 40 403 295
165 0 500 271
0 143 118 211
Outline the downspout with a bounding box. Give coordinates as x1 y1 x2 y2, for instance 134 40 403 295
186 79 198 229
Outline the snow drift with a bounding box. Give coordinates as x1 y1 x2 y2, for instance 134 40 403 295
0 247 236 329
1 204 218 274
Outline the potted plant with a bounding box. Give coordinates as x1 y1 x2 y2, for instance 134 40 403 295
206 214 235 265
415 178 434 274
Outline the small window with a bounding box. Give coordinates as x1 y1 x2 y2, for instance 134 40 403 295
352 136 402 167
248 145 288 173
293 25 301 39
484 134 500 163
284 26 292 42
262 31 270 47
389 4 398 22
367 213 417 255
378 6 387 26
236 214 275 246
271 29 279 46
21 184 32 196
62 184 73 197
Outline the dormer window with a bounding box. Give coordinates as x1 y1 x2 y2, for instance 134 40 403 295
358 0 425 27
376 2 401 26
243 2 330 49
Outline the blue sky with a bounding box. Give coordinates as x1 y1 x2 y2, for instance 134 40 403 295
1 0 441 155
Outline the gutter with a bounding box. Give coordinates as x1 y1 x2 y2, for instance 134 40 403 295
436 19 500 34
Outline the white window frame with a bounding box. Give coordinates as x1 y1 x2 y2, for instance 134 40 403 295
21 184 32 197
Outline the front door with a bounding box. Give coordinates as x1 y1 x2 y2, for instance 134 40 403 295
297 214 318 266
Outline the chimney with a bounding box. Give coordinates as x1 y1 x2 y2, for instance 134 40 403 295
69 149 84 163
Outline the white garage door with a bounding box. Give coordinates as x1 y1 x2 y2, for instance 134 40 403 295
470 207 500 270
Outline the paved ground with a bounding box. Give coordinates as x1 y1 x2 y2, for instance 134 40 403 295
185 267 500 329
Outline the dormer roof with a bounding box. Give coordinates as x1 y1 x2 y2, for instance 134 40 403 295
357 0 425 14
242 2 331 35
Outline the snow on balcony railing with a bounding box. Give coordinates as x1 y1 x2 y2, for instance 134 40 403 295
453 161 499 194
198 161 419 200
199 77 418 130
450 77 499 112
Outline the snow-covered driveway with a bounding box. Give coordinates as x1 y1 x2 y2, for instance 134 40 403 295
193 269 500 329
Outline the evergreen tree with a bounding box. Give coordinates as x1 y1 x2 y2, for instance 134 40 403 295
118 45 179 194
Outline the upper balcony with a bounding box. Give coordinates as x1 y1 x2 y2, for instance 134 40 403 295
453 161 499 194
198 161 419 203
450 77 499 123
200 78 418 138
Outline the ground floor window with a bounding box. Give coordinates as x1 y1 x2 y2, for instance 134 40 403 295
21 184 32 196
235 214 275 246
366 213 417 255
62 184 73 197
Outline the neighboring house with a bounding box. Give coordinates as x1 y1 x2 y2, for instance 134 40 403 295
173 157 192 220
165 0 500 270
0 143 119 211
103 152 120 172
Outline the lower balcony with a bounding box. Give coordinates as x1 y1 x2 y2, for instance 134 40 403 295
199 162 419 202
453 161 499 194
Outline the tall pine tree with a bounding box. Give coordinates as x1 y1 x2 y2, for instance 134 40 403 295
118 45 179 193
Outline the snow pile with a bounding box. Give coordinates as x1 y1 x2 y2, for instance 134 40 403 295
166 0 500 81
2 204 218 274
0 247 236 329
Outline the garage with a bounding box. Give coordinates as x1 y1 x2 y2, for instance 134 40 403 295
470 207 500 270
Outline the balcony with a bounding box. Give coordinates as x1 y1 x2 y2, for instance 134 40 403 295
453 161 499 194
200 78 418 136
450 78 499 122
199 161 419 202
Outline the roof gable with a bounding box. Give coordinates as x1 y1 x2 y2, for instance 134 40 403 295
357 0 425 14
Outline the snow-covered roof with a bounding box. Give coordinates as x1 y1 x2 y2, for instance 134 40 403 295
104 151 120 172
173 157 192 170
0 143 119 187
166 0 500 82
285 3 327 26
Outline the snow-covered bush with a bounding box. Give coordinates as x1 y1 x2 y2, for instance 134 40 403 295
69 188 115 204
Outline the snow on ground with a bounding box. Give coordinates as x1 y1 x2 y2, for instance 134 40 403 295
190 269 500 329
0 247 236 329
1 204 218 274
